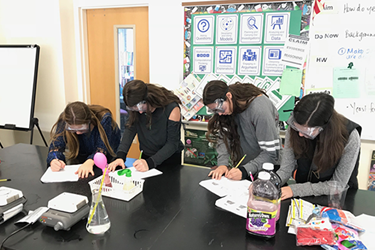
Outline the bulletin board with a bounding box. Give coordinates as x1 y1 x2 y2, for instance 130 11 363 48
182 1 313 122
305 0 375 141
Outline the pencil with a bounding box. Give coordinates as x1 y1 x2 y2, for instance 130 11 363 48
139 150 143 159
0 179 11 182
233 154 247 169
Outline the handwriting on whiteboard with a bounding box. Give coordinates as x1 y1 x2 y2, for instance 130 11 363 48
347 102 375 115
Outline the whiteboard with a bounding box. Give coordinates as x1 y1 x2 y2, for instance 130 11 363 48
0 45 40 130
305 0 375 140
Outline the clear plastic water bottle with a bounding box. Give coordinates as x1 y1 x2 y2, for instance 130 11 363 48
260 163 282 222
246 172 279 238
86 189 111 234
123 169 135 191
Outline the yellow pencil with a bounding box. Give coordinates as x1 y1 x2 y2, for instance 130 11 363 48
234 154 247 169
0 179 11 182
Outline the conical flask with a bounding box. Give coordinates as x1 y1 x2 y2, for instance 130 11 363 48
86 188 111 234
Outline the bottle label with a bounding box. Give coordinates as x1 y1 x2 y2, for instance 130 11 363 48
246 208 277 236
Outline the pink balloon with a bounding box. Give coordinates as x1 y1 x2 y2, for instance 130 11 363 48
93 152 107 171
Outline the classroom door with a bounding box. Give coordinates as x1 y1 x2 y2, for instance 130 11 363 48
86 7 149 158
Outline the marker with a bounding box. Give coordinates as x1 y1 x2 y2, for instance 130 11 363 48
249 172 254 182
233 154 247 169
139 150 143 160
0 179 11 182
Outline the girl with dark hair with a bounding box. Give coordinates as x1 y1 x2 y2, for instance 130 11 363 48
47 101 121 178
276 93 361 200
108 80 184 172
203 80 280 180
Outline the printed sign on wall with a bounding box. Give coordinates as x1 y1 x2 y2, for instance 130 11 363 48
239 14 264 44
262 46 285 76
281 34 309 69
215 46 237 74
216 14 238 44
193 15 214 45
264 12 290 44
238 46 262 75
193 47 213 74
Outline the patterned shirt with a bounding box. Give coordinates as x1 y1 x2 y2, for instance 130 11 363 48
47 113 121 166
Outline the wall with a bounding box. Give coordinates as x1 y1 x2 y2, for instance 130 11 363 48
60 0 79 104
0 0 374 190
0 0 74 147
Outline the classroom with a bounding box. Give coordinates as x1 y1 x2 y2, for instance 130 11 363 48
0 0 374 189
0 0 375 249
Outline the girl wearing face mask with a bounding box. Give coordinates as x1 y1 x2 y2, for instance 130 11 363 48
277 93 361 200
203 80 281 181
108 80 184 172
47 101 121 178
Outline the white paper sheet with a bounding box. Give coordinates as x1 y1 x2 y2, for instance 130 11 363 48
15 207 49 224
215 193 249 218
199 177 251 197
40 165 80 183
352 214 375 249
123 167 162 179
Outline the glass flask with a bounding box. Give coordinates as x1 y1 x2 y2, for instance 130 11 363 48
86 188 111 234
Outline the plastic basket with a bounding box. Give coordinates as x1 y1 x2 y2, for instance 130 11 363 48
88 173 144 202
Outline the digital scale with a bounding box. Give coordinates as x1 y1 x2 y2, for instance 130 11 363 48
39 192 89 231
0 187 27 224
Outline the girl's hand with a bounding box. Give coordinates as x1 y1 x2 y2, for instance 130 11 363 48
50 159 65 172
108 158 125 172
208 165 229 180
281 186 293 200
75 159 94 178
226 168 242 180
133 159 149 172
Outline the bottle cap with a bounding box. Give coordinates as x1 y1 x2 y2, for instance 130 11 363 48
262 162 274 171
258 171 271 180
125 169 132 177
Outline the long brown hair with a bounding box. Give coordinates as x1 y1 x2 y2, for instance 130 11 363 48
50 101 118 159
123 80 181 128
289 93 348 172
203 80 267 166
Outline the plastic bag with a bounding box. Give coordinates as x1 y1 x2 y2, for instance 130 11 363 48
321 223 367 250
296 218 336 246
320 207 364 232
